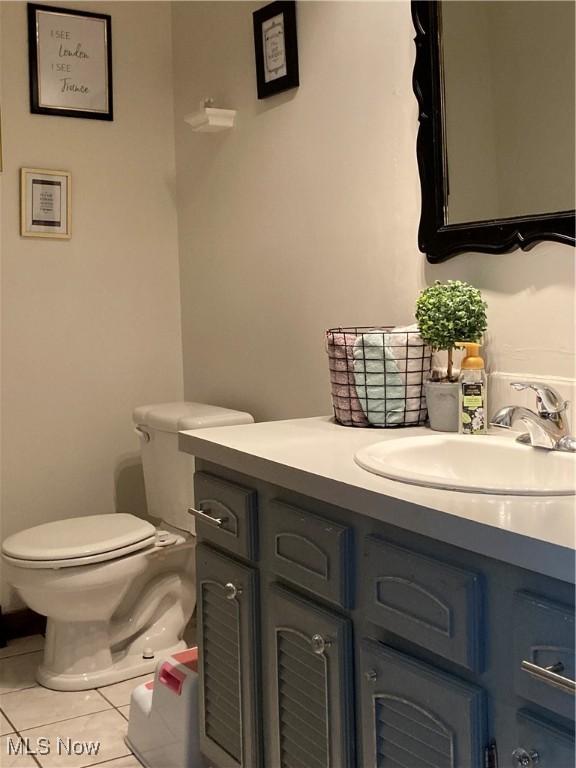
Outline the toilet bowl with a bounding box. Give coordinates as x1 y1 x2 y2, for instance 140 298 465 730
2 515 195 690
1 403 253 691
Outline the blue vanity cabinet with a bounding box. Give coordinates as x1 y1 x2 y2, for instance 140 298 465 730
195 543 262 768
193 461 575 768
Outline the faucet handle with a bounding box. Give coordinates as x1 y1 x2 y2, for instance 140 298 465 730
510 381 569 416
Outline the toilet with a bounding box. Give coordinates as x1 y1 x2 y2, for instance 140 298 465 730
1 402 253 691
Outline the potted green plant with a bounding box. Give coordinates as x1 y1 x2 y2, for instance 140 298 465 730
416 280 488 431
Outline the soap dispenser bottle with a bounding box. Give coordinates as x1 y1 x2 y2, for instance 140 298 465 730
458 342 487 435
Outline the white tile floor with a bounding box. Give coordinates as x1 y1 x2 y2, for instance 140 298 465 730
0 636 145 768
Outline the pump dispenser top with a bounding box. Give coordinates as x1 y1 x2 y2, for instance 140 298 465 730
458 342 485 370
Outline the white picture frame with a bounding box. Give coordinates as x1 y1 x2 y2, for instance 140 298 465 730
20 168 71 239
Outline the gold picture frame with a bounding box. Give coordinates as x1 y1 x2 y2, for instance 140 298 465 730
20 168 71 239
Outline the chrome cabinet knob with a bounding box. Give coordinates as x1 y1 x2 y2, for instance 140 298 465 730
512 748 540 767
365 669 378 682
224 582 242 600
311 634 331 654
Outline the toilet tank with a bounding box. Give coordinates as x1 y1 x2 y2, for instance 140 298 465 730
132 402 254 533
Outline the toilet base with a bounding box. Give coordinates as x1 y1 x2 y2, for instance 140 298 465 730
36 640 187 691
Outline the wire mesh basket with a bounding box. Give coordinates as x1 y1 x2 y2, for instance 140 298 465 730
325 326 432 427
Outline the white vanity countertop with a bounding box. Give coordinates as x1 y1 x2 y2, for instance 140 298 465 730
179 417 576 583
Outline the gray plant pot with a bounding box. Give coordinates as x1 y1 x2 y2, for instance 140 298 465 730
425 381 459 432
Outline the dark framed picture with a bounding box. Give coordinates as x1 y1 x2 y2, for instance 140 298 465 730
21 168 72 239
253 1 299 100
28 3 113 120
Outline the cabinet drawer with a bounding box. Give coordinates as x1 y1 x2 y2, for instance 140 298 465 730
267 500 353 608
194 472 258 560
363 536 483 671
513 710 575 768
359 639 486 768
513 591 575 720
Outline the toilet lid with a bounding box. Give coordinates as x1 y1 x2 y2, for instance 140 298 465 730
2 514 156 562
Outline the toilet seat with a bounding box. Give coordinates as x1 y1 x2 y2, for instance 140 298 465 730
2 514 157 569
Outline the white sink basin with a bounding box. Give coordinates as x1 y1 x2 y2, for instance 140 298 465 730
355 434 576 495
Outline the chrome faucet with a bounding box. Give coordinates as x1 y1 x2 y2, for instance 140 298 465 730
490 381 576 452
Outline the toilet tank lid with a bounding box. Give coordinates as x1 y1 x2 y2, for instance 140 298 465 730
2 514 156 562
133 402 254 433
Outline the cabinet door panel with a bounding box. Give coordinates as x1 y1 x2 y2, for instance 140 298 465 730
267 500 353 607
267 584 354 768
196 544 261 768
360 639 486 768
364 536 483 671
513 591 575 720
195 472 258 560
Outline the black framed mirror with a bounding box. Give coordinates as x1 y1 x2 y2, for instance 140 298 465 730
412 1 576 263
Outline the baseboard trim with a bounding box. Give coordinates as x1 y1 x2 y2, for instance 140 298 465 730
0 607 46 647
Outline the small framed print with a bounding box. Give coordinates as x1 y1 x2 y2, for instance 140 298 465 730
21 168 71 239
28 3 113 120
253 1 299 99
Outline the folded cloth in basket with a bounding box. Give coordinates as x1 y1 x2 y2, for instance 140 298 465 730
353 332 405 426
326 330 369 426
384 324 430 424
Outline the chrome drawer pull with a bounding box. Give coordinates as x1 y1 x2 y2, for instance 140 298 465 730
521 660 576 695
188 507 228 528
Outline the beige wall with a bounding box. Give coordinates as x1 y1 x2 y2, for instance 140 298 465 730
172 1 575 424
173 1 424 422
1 1 183 608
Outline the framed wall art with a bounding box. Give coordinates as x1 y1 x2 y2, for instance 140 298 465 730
253 1 299 99
21 168 71 239
28 3 113 120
